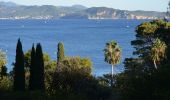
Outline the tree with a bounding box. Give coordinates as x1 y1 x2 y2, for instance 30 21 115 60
50 56 112 100
115 20 170 100
51 56 93 91
57 42 65 72
24 49 52 69
104 41 121 86
57 42 65 66
166 0 170 17
0 50 7 68
24 48 56 91
13 39 25 91
35 43 45 91
0 50 7 78
29 44 36 90
1 66 7 77
131 20 169 70
150 38 167 69
131 20 167 70
61 56 92 75
0 76 12 92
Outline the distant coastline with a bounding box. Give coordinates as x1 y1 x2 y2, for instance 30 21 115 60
0 2 166 20
0 15 162 20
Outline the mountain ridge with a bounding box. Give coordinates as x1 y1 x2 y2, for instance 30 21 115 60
0 2 166 19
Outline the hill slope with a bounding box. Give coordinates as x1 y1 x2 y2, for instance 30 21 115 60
0 2 165 19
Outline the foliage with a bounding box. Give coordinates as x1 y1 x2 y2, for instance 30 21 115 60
0 49 7 68
24 47 56 91
57 42 65 62
104 40 121 66
131 20 170 69
115 58 153 100
104 40 121 87
0 50 7 78
44 60 56 91
35 43 45 91
115 20 170 100
13 39 25 91
136 22 158 36
0 76 12 92
1 19 170 100
150 38 167 69
29 45 36 90
167 0 170 17
50 56 113 100
24 49 51 68
59 56 92 75
0 66 7 77
98 74 112 87
51 70 112 100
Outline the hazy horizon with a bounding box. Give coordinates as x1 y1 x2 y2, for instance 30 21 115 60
0 0 169 12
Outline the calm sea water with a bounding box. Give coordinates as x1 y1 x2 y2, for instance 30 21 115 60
0 19 149 76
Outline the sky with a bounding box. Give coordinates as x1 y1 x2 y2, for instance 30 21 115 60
0 0 169 12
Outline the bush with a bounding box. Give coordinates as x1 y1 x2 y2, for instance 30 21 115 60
0 76 12 92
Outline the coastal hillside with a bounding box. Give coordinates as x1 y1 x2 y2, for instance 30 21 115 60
0 2 166 19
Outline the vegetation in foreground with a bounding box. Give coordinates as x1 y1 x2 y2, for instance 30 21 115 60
0 19 170 100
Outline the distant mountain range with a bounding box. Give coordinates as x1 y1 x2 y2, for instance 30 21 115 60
0 2 166 19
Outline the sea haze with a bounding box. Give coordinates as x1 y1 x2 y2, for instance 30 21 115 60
0 19 150 76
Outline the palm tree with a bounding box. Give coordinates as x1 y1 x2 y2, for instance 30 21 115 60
104 41 121 86
151 38 167 69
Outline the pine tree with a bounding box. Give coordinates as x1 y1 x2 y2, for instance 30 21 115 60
166 1 170 17
13 39 25 91
36 43 45 91
29 44 36 90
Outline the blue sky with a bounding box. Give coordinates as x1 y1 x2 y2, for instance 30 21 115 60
0 0 169 12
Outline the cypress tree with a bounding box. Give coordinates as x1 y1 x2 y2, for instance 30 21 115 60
29 44 36 90
57 42 65 67
13 39 25 91
36 43 45 91
57 42 65 62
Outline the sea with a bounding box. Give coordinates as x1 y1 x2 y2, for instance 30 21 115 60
0 19 150 76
